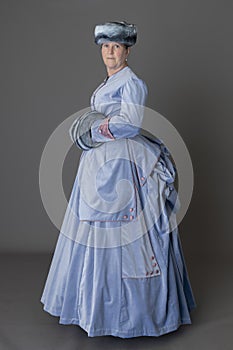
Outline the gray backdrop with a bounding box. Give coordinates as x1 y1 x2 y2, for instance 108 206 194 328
1 0 232 259
1 1 233 349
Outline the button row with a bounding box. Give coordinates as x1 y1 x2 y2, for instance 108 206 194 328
146 269 160 276
123 215 134 220
145 256 160 276
123 208 134 220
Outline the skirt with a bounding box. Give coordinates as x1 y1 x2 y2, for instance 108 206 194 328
40 137 197 338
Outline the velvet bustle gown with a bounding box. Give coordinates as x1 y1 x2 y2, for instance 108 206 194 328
40 66 197 338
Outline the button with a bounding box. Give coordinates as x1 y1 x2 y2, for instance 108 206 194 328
129 215 134 220
129 208 134 212
98 129 102 133
151 256 155 260
146 271 149 276
152 262 157 267
123 215 128 219
150 271 154 275
155 269 160 274
141 176 145 181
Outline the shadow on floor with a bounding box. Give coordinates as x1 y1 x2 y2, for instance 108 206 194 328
0 253 232 350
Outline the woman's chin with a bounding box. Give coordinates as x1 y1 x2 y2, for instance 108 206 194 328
105 63 117 69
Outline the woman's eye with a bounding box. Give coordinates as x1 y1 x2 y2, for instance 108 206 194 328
102 44 120 50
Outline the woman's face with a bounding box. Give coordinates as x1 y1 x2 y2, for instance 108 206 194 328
101 42 129 73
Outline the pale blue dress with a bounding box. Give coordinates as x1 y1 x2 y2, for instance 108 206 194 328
40 66 196 338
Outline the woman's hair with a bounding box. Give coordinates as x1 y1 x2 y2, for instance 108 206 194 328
100 43 129 50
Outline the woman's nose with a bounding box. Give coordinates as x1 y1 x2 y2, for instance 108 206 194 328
108 46 114 54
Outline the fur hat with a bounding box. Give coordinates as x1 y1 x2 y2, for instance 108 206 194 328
94 21 137 47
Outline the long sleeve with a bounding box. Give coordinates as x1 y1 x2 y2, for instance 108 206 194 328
90 76 148 143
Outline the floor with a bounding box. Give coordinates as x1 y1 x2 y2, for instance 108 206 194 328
0 253 232 350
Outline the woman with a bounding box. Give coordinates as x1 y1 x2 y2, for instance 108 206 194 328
40 21 196 338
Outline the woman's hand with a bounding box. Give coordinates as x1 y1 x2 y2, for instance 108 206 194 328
98 117 115 140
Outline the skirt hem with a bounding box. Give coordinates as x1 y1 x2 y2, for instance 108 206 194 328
41 300 194 338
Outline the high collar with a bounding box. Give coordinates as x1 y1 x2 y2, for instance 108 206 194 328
104 66 131 83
